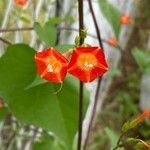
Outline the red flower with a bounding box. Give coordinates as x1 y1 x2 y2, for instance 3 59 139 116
120 14 132 25
67 47 108 82
108 37 118 46
14 0 27 6
35 48 68 83
142 141 150 149
135 108 150 123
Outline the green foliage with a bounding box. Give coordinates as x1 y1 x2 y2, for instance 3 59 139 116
98 0 120 38
49 16 75 25
0 44 36 103
107 68 122 78
132 48 150 74
34 21 57 46
122 120 137 133
123 138 149 150
104 127 121 149
55 44 74 53
25 75 47 90
19 16 31 23
0 107 8 121
88 130 108 150
0 44 89 150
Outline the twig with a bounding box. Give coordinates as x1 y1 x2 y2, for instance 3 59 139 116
77 0 84 150
0 37 12 45
83 0 104 149
0 27 34 33
55 0 63 45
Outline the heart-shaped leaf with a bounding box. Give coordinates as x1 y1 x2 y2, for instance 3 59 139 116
98 0 120 38
34 21 57 46
0 44 89 149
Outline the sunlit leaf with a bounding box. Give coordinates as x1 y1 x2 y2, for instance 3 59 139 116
132 48 150 74
34 21 57 46
98 0 120 38
55 44 74 53
104 127 119 148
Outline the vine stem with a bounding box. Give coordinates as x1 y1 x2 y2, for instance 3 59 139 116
0 27 123 52
55 0 63 45
83 0 104 149
0 27 33 32
77 0 84 150
0 37 12 45
113 132 126 150
78 82 84 150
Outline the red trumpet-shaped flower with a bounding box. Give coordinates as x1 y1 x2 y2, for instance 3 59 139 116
35 48 68 83
135 108 150 123
120 14 132 25
14 0 27 6
67 47 108 82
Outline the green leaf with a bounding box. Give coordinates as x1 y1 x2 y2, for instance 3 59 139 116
25 75 47 90
19 16 30 23
0 107 8 121
49 16 75 25
34 21 57 46
132 48 150 74
55 44 74 53
0 44 36 103
126 138 140 145
122 120 138 133
107 68 121 78
49 17 65 25
0 44 89 149
104 127 119 149
125 138 148 150
9 77 89 150
98 0 120 38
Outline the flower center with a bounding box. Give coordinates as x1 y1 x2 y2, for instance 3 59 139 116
46 57 62 73
77 53 97 71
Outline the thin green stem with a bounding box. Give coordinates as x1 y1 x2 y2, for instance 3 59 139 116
113 144 124 150
113 132 126 150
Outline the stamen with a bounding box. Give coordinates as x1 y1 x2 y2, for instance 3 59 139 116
84 62 94 69
77 53 97 71
47 64 54 72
